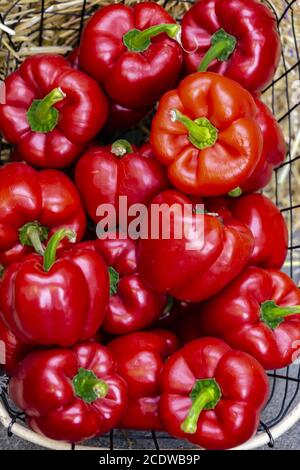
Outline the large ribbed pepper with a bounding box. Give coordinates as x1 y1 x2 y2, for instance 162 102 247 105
150 72 263 196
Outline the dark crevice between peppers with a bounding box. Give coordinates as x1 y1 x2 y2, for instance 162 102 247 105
198 28 237 72
43 228 76 271
170 109 218 150
181 378 221 434
260 300 300 330
27 87 66 133
109 266 120 296
111 139 133 157
123 24 181 53
73 367 109 404
19 221 49 256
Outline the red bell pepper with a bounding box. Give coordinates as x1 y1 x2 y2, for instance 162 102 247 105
108 330 180 431
67 47 151 132
75 140 169 224
0 229 109 347
225 193 288 269
92 233 168 335
182 0 280 92
78 2 183 110
0 54 108 168
150 72 263 196
0 162 86 267
9 342 127 442
241 97 286 193
139 190 254 302
197 267 300 370
159 337 269 449
0 318 30 376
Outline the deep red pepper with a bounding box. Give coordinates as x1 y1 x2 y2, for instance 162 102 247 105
139 190 254 302
0 162 86 267
92 233 168 335
0 54 109 168
67 47 151 132
75 140 169 225
9 342 127 442
150 72 263 196
78 2 183 110
206 193 288 269
0 229 109 347
0 318 30 376
182 0 280 92
197 267 300 370
241 97 286 193
108 330 180 431
159 337 269 449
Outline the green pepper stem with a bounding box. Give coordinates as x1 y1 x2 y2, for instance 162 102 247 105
228 187 242 198
181 378 221 434
123 23 180 52
109 266 120 296
111 139 133 157
73 367 109 404
261 300 300 330
170 109 218 150
0 265 4 278
198 28 237 72
19 221 49 256
43 228 76 272
27 87 66 133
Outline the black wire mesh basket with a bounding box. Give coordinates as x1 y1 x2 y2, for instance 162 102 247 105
0 0 300 450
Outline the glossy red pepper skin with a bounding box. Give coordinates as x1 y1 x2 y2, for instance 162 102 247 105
139 190 254 302
197 267 300 370
9 342 127 442
241 97 286 192
224 193 288 269
75 142 169 224
67 47 151 132
159 337 269 449
150 72 263 196
108 330 180 431
92 234 168 335
182 0 280 92
78 3 183 110
0 54 108 168
0 244 109 347
0 162 86 267
0 318 30 376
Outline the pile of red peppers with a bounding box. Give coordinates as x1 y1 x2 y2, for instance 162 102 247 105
0 0 297 450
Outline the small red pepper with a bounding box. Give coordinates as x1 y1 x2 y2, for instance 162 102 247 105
0 162 86 267
78 2 183 110
139 190 254 302
9 342 127 442
182 0 280 92
75 140 169 225
0 54 109 168
159 337 269 449
197 267 300 370
241 97 286 193
67 47 151 132
150 72 263 196
108 330 180 431
93 233 168 335
0 318 30 376
0 229 109 347
227 193 288 269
